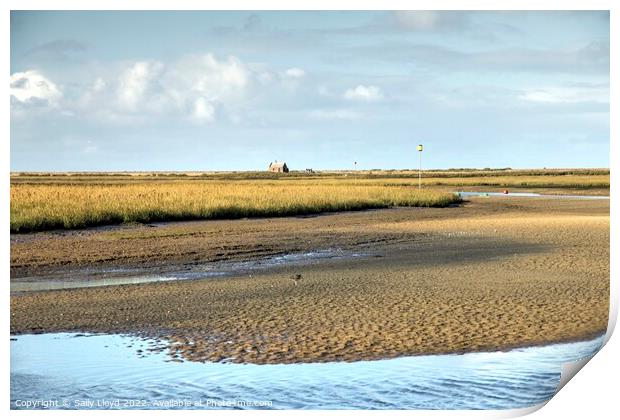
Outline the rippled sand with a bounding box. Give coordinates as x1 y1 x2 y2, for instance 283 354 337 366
10 197 609 364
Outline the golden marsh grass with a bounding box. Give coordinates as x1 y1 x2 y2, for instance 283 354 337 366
10 170 609 232
10 180 460 232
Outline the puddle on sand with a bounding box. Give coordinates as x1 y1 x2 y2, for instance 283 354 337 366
456 191 609 200
11 248 368 293
10 333 603 410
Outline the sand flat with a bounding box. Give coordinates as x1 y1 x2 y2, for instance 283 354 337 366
10 197 609 364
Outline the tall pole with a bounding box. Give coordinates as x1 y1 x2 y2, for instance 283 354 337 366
417 144 423 189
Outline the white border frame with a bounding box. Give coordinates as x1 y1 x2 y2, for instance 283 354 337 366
3 2 616 419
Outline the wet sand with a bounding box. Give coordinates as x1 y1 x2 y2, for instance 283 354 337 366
10 196 610 364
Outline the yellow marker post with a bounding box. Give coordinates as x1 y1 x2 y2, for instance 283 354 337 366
417 144 423 189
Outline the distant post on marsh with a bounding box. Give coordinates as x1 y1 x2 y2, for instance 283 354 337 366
417 144 423 189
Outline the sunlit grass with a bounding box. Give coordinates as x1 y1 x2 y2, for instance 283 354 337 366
11 170 609 233
10 181 460 232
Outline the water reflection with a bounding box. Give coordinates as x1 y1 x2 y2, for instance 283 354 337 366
11 333 603 410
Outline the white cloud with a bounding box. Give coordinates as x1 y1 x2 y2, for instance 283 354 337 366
10 70 62 105
391 11 470 32
174 54 249 99
79 54 253 123
518 85 608 104
344 85 384 102
191 97 216 123
284 67 305 78
309 109 361 120
11 55 313 125
117 61 164 111
162 54 250 119
394 11 441 31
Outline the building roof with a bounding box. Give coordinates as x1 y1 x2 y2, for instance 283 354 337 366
269 162 287 169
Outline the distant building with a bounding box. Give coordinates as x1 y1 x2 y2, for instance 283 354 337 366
268 161 289 173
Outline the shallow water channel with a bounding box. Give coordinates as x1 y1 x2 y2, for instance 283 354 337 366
11 248 368 293
456 191 609 200
10 333 603 410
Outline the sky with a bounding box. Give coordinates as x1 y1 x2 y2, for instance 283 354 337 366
10 11 610 171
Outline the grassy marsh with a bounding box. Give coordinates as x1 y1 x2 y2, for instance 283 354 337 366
10 181 459 232
10 168 609 233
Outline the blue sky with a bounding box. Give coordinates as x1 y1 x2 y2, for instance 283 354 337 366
10 11 609 171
